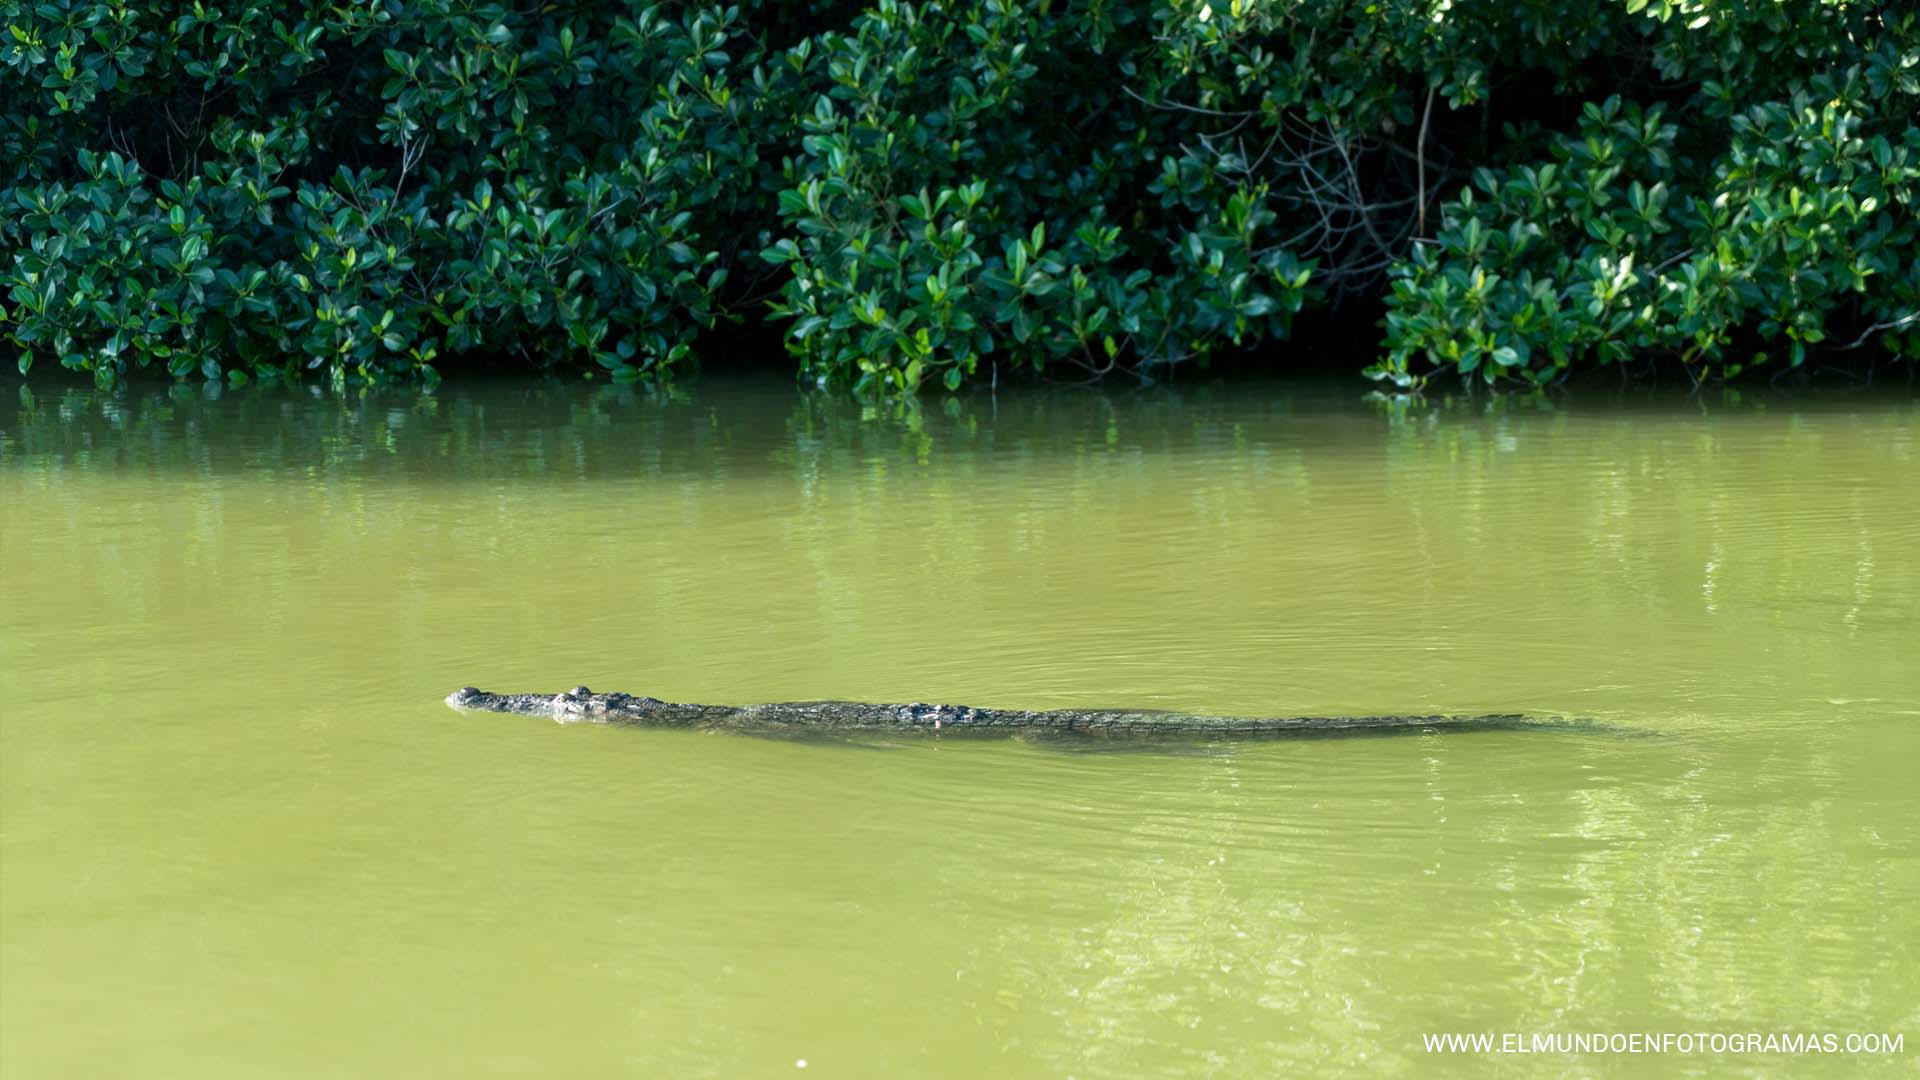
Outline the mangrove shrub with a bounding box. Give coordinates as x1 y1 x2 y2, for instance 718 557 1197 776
3 0 1915 389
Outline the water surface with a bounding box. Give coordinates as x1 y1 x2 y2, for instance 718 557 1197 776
2 378 1916 1077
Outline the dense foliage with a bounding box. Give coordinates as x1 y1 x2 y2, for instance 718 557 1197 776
4 1 1915 390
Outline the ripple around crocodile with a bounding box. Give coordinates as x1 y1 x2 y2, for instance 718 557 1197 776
445 687 1633 739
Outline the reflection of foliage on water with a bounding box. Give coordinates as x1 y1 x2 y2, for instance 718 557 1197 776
1358 383 1869 427
1367 393 1918 658
10 377 1903 477
3 378 1325 478
8 379 1912 711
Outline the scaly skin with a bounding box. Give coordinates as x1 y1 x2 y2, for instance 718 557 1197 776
445 686 1605 738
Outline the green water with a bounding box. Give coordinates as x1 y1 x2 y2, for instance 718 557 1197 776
2 379 1916 1078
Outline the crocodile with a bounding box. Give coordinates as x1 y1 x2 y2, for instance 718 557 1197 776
445 686 1610 738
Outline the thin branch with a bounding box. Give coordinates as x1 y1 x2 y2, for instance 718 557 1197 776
1837 311 1919 350
1650 247 1697 275
1120 84 1257 119
1416 86 1435 237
